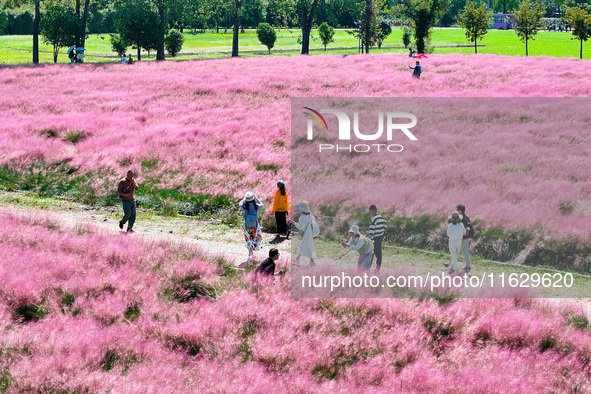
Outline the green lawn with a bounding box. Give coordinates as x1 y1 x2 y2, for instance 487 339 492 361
0 28 588 65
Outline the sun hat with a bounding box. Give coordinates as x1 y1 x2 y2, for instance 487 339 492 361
348 225 360 235
244 192 255 202
448 211 463 220
296 201 310 213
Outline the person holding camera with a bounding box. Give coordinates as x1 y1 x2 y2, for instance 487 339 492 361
117 170 139 233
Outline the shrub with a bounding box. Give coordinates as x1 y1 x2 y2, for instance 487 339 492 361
256 23 276 54
318 22 335 50
110 34 129 57
165 30 185 57
403 26 412 48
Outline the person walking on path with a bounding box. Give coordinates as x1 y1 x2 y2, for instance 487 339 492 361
240 192 264 261
409 61 421 79
341 225 374 270
271 180 290 238
255 248 279 276
457 204 474 274
368 205 387 271
117 170 139 233
294 201 318 266
446 211 466 276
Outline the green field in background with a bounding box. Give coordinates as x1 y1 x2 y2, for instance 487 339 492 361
0 28 587 65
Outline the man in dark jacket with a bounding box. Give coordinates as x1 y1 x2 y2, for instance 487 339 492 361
457 204 474 273
255 248 279 276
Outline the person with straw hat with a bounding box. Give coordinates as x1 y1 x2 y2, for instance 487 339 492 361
341 225 374 270
239 191 264 261
294 201 318 266
271 180 290 238
446 211 466 276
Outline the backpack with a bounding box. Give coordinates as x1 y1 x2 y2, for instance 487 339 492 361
463 217 475 238
311 214 320 237
302 213 320 237
361 235 374 252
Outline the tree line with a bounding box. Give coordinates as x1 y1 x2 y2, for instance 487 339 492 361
2 0 591 63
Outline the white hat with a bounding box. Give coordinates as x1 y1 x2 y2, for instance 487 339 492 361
244 192 255 202
348 225 360 235
448 211 463 220
296 201 310 213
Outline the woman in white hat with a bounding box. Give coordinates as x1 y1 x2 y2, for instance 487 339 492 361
239 192 264 260
446 211 466 276
294 201 318 266
271 180 290 238
341 225 374 270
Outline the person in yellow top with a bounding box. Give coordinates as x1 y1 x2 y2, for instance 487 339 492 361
271 180 290 238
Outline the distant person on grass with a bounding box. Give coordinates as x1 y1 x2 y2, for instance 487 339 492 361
410 61 421 79
121 54 127 65
446 211 466 276
271 180 290 238
255 248 279 276
368 205 387 271
127 54 134 65
294 201 319 266
341 225 374 270
457 204 474 274
408 48 415 57
117 170 139 233
240 192 264 261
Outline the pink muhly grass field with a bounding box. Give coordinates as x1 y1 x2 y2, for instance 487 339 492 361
1 53 591 205
0 208 590 391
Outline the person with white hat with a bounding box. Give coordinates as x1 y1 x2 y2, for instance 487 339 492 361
294 201 318 266
446 211 466 276
271 180 290 238
239 191 264 261
341 225 374 270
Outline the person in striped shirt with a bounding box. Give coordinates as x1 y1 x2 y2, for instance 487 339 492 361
368 205 387 270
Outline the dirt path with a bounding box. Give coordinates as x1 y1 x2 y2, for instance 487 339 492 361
0 191 292 266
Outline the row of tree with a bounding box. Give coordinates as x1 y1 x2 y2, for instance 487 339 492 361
7 0 591 63
457 0 591 57
4 0 589 36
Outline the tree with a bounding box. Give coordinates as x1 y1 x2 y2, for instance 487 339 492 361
74 0 92 49
10 0 42 63
155 0 166 60
256 22 276 53
165 29 185 56
115 0 159 60
566 6 591 59
396 0 450 54
376 19 392 48
402 25 412 47
357 0 388 53
318 21 335 50
493 0 519 14
458 1 490 54
515 0 545 56
298 0 322 54
110 33 129 56
231 0 247 57
41 4 78 63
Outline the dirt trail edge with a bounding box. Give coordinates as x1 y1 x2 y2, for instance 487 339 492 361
0 191 292 267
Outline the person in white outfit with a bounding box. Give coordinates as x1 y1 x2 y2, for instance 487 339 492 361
294 201 318 266
446 211 466 275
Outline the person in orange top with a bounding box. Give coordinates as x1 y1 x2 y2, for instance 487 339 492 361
271 180 290 237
